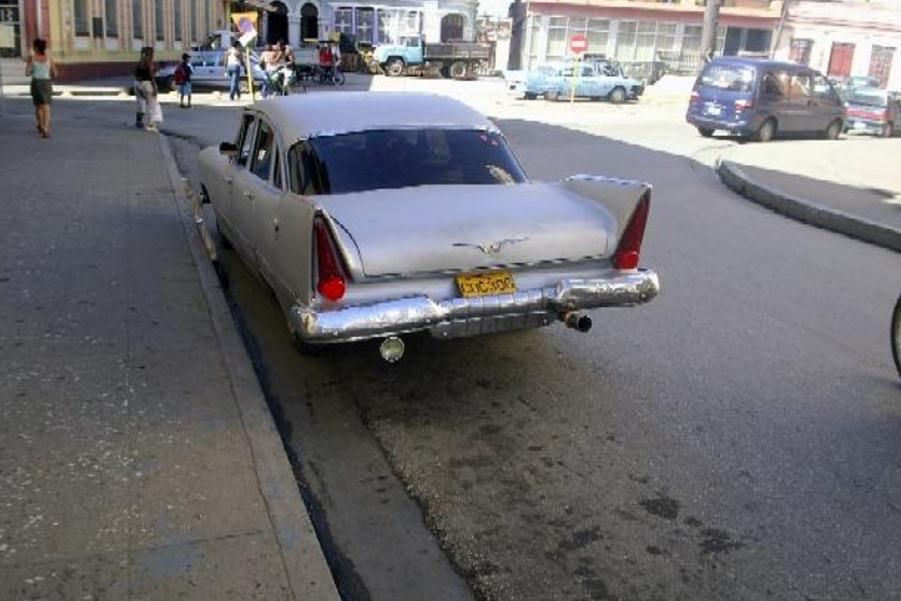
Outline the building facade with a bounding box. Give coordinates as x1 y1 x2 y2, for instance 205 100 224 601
253 0 478 49
1 1 228 80
516 0 783 73
772 0 901 90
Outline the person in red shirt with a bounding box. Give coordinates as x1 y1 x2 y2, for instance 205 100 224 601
318 44 334 83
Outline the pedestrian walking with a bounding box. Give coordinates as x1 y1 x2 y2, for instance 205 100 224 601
25 38 57 139
226 40 244 101
134 46 162 131
174 53 194 108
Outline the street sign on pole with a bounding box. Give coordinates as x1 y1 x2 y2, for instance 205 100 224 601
568 35 587 103
569 33 588 56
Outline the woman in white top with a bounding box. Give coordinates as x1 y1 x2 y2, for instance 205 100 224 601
25 38 58 138
226 40 244 101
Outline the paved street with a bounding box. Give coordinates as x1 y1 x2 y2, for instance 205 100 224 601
2 78 900 601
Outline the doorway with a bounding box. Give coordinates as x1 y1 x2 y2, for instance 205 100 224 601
301 3 318 42
440 14 464 42
267 1 288 45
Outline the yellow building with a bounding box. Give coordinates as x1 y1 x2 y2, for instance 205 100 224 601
8 1 230 80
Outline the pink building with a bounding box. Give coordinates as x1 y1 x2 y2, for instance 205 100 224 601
514 0 783 73
773 0 901 90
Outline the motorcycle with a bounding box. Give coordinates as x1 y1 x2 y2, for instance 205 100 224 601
892 295 901 378
265 64 302 97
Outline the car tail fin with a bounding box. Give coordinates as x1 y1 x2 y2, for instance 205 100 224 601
612 190 651 271
313 216 349 302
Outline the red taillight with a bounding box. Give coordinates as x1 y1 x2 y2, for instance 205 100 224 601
690 90 700 103
313 217 347 302
612 191 651 271
734 98 753 111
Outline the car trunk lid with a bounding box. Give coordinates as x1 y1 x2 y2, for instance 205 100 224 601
315 183 614 278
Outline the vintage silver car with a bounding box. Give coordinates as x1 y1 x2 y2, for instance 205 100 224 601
199 92 659 360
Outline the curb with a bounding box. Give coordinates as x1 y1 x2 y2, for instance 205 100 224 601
716 159 901 253
157 134 341 601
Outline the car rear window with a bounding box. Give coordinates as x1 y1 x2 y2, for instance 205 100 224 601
297 129 528 195
848 91 888 107
699 64 756 92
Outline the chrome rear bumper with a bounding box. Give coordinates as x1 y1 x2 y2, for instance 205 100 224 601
290 269 659 343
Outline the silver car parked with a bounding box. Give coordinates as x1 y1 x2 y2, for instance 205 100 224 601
198 93 659 360
157 50 265 90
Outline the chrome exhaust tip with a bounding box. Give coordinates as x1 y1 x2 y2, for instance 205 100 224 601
379 336 405 363
562 312 592 333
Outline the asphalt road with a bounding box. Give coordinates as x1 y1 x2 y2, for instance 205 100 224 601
29 93 901 601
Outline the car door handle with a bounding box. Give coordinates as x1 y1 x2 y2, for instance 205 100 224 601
243 191 255 199
226 177 233 185
272 218 279 232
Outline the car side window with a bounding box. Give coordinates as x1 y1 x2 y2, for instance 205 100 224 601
582 65 594 77
287 142 325 196
812 74 840 104
790 73 812 100
250 120 275 181
761 71 787 99
272 147 283 190
235 114 256 167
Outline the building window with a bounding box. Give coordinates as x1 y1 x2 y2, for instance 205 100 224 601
155 0 164 41
586 19 609 55
869 45 894 88
190 0 197 41
545 16 567 61
615 21 637 61
74 0 90 36
356 7 374 44
527 15 541 68
334 7 353 34
789 38 812 65
174 0 182 40
104 0 118 37
199 0 207 41
133 0 143 39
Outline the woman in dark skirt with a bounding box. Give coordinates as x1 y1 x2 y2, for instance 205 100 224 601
25 38 57 138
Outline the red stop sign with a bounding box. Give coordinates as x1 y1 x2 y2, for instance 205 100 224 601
570 34 588 54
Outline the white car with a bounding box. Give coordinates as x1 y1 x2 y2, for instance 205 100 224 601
156 50 266 90
198 92 659 360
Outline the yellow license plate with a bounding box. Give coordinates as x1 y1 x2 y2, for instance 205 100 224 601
456 271 517 297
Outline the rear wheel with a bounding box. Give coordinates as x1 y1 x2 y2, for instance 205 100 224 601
882 122 894 138
608 86 626 104
697 127 715 138
545 90 560 102
824 119 842 140
756 118 776 143
385 58 405 77
449 61 468 80
523 92 537 100
892 295 901 379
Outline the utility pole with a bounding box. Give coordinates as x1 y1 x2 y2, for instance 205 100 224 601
700 0 720 63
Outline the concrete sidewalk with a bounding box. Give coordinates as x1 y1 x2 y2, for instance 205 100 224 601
717 137 901 252
0 105 339 600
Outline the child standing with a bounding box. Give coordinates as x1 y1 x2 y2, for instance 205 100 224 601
174 54 194 108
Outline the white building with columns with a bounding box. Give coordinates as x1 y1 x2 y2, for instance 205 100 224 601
258 0 479 48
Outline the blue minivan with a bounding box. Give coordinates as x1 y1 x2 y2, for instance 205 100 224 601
686 58 845 142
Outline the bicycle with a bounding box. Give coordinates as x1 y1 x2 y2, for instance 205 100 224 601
317 64 346 86
892 294 901 378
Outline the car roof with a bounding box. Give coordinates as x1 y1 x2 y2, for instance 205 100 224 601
708 57 808 71
251 92 499 141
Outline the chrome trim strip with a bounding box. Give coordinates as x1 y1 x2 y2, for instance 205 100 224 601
290 269 659 343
